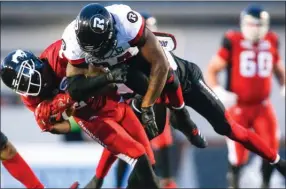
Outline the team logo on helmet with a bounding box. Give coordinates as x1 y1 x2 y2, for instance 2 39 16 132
11 50 28 64
90 14 109 34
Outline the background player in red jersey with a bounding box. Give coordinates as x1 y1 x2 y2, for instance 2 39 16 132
0 40 159 188
206 5 285 188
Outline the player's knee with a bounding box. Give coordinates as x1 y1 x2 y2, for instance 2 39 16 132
127 142 146 159
1 141 17 160
117 143 146 166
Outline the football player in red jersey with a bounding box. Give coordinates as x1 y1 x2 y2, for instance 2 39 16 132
0 41 159 188
206 5 285 188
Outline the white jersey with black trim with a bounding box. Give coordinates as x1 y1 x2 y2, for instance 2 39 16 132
61 4 145 67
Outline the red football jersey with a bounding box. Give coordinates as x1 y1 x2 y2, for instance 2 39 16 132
217 30 281 104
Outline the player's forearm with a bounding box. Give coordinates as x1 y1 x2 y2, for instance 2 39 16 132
140 29 169 107
275 73 286 86
67 74 112 101
206 56 227 88
50 120 71 134
206 68 220 88
274 61 286 86
142 59 168 107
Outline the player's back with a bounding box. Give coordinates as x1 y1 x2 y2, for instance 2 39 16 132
40 39 68 79
223 30 280 104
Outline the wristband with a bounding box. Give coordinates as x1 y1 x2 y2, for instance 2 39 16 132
68 116 81 132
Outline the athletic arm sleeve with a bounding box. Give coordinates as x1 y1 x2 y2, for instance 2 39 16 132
67 74 112 101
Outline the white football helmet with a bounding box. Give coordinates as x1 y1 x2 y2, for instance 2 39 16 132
240 5 270 42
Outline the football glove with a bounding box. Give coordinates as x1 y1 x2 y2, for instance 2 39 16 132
141 106 159 139
34 93 75 131
106 64 128 83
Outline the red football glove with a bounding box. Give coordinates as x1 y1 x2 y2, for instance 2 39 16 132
50 93 75 115
34 93 75 131
35 100 54 131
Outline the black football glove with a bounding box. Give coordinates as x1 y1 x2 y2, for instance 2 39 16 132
141 106 159 139
106 64 128 83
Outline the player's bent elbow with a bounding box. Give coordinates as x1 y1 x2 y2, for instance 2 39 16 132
67 84 81 102
0 141 17 161
67 75 87 101
67 80 81 102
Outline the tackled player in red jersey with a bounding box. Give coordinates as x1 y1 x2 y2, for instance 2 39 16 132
0 39 160 188
0 42 78 188
207 5 285 188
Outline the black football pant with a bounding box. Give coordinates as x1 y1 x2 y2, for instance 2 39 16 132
181 62 231 136
126 62 232 137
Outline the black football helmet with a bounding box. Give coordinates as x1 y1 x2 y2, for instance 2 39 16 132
75 3 117 58
0 50 44 96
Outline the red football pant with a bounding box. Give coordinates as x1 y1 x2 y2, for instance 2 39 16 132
226 101 279 166
2 152 44 188
74 103 155 165
95 107 173 179
163 69 185 109
151 110 173 150
96 149 117 179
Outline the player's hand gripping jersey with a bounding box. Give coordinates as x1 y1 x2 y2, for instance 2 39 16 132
62 4 145 67
217 30 281 104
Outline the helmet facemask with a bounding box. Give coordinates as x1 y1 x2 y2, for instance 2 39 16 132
13 59 42 96
88 28 118 59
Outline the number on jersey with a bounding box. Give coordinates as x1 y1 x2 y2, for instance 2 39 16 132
127 11 138 23
239 51 273 78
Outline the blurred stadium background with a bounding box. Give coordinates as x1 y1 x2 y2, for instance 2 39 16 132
1 1 285 188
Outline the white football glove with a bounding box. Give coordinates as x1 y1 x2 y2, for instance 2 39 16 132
281 85 285 98
212 86 238 109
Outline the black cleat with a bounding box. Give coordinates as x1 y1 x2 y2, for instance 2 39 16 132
83 176 104 189
170 107 208 148
274 158 286 177
188 128 208 148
